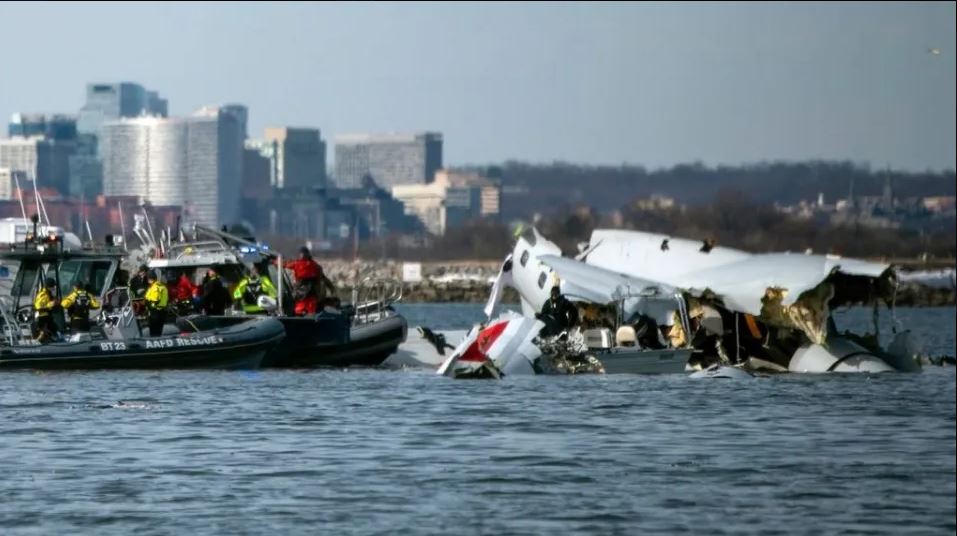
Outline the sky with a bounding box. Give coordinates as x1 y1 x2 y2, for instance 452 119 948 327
0 1 954 172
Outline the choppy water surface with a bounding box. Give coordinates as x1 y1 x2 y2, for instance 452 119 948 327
1 305 954 534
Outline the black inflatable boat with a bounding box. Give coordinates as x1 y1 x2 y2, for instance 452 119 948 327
180 309 407 368
0 316 285 371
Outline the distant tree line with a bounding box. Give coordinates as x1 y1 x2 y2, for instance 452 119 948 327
347 187 953 261
465 160 956 219
262 160 955 262
536 188 956 260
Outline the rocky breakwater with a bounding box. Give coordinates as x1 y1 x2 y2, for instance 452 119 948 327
315 259 955 306
319 259 518 303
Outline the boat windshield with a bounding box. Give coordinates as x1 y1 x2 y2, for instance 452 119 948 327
57 260 115 297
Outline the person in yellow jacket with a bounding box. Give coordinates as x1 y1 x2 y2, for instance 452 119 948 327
233 265 277 314
144 271 169 337
33 277 60 343
61 280 101 333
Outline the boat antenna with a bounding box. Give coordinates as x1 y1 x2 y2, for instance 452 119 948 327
158 229 167 256
118 200 129 251
85 220 94 243
31 160 53 226
13 173 28 221
37 190 52 229
142 206 157 245
32 176 44 227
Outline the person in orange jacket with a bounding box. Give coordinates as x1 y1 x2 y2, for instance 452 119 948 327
284 247 335 316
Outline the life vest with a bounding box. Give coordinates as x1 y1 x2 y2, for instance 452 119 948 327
245 277 263 302
145 281 169 310
68 290 92 320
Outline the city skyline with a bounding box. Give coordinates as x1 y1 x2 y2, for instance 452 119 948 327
0 1 954 172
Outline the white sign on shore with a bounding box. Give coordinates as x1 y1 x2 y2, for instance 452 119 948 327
402 262 422 283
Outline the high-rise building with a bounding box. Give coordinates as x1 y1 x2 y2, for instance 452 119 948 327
0 168 29 200
263 127 326 190
242 140 274 200
0 136 74 196
71 82 168 199
77 82 168 135
8 113 77 140
188 106 245 227
100 106 244 227
333 132 442 189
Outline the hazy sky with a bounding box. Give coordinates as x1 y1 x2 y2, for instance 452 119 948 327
1 1 954 171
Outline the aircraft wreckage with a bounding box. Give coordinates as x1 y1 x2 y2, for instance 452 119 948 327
438 227 927 379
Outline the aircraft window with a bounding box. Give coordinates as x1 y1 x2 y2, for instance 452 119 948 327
537 271 547 289
520 250 529 267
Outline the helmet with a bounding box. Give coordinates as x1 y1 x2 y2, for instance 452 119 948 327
44 277 56 288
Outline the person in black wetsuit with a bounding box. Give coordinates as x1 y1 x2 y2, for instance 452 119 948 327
200 268 230 316
537 286 579 336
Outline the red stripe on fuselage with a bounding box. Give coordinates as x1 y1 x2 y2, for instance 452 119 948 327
458 320 510 362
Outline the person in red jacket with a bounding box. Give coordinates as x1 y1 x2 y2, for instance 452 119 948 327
169 272 199 315
284 247 335 316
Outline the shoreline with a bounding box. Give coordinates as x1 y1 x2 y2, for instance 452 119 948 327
321 260 955 306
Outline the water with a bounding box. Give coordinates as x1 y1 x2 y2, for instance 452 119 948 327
1 305 954 535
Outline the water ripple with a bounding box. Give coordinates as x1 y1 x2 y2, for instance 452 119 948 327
0 305 954 534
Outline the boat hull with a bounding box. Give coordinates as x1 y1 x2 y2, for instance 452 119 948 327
182 311 408 368
0 317 284 371
265 313 408 368
595 348 693 374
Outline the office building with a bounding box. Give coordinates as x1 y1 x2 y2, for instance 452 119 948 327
0 136 74 195
263 127 326 190
100 106 244 227
77 82 168 135
8 113 77 140
334 132 441 189
72 82 169 199
391 170 499 235
0 168 28 200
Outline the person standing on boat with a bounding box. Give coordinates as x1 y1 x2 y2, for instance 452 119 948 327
233 265 277 314
33 277 60 343
61 280 101 333
170 272 199 316
144 271 169 337
129 264 150 318
284 247 332 316
200 268 229 316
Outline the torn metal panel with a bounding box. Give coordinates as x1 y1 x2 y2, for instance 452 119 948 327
584 229 895 340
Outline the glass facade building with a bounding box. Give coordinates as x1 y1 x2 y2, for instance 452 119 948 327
100 106 244 227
